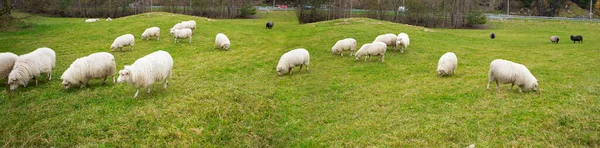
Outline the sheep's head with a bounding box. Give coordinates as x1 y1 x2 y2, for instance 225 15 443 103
117 67 132 83
437 69 445 76
276 66 285 76
61 79 73 89
222 43 230 50
7 72 22 91
355 54 361 61
110 44 117 51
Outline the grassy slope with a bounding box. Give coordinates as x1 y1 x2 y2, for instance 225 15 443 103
0 11 599 147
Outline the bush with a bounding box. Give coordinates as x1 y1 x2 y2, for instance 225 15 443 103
240 6 256 18
466 12 487 26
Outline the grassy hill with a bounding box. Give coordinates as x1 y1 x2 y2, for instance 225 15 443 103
0 11 599 147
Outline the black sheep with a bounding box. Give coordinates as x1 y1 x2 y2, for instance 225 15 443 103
490 32 495 39
570 35 583 43
266 21 274 29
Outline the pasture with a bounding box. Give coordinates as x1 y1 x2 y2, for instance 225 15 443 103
0 11 599 147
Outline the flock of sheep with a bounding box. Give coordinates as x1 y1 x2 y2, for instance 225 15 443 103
1 16 555 99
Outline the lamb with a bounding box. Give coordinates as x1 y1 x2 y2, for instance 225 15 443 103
266 21 274 29
106 17 112 21
490 32 496 39
487 59 538 93
117 50 173 98
550 36 559 43
141 27 160 40
7 47 56 91
61 52 116 89
170 28 193 43
85 18 99 22
0 52 18 79
276 48 310 76
111 34 135 51
373 33 397 48
436 52 458 76
570 35 583 43
396 33 410 53
215 33 231 50
355 41 387 62
331 38 357 56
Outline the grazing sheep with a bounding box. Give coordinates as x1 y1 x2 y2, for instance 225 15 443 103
436 52 458 76
0 52 18 79
373 33 397 48
487 59 538 93
85 18 99 22
215 33 231 50
141 27 160 40
331 38 357 56
170 28 193 43
396 33 410 53
171 23 186 31
266 21 274 29
570 35 583 43
111 34 135 51
106 17 112 21
61 52 116 89
181 20 196 30
490 32 495 39
550 36 559 43
7 47 56 91
355 42 387 62
276 48 310 76
117 50 173 98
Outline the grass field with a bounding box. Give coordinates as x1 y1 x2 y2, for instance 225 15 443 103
1 11 599 147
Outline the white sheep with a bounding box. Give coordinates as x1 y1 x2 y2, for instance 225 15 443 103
373 33 397 48
550 36 559 43
276 48 310 76
215 33 231 50
111 34 135 51
117 50 173 98
61 52 116 89
331 38 357 56
85 18 99 22
171 23 186 31
141 27 160 40
181 20 196 30
396 32 410 53
106 17 112 21
436 52 458 76
355 41 387 62
0 52 18 79
7 47 56 91
487 59 538 93
170 28 193 43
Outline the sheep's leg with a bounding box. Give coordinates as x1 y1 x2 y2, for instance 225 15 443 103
510 83 514 90
518 88 523 93
131 45 134 51
147 88 151 94
487 80 491 90
47 72 52 80
288 68 293 75
164 79 168 89
174 38 177 43
380 55 385 62
495 80 500 90
103 77 108 84
189 36 192 43
298 64 303 71
157 36 160 41
306 64 309 72
133 89 139 98
34 77 38 86
401 47 405 53
112 75 116 83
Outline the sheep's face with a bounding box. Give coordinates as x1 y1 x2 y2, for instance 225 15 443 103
7 78 20 91
437 69 445 76
276 66 286 76
222 43 230 50
62 80 75 89
117 69 131 83
355 54 361 61
169 29 176 36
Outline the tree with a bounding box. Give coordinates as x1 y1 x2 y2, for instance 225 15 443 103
1 0 12 17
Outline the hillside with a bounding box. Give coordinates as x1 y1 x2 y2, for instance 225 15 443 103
0 11 599 147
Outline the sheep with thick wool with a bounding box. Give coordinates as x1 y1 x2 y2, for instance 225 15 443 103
142 27 160 40
181 20 196 30
437 52 458 76
7 47 56 91
550 36 559 43
85 18 99 22
117 50 173 98
106 17 112 21
355 41 387 62
331 38 357 56
0 52 18 79
487 59 538 93
373 33 397 48
396 33 410 53
61 52 116 89
276 48 310 76
111 34 135 51
215 33 231 50
170 28 193 43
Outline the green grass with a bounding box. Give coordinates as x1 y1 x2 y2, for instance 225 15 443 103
1 11 599 147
